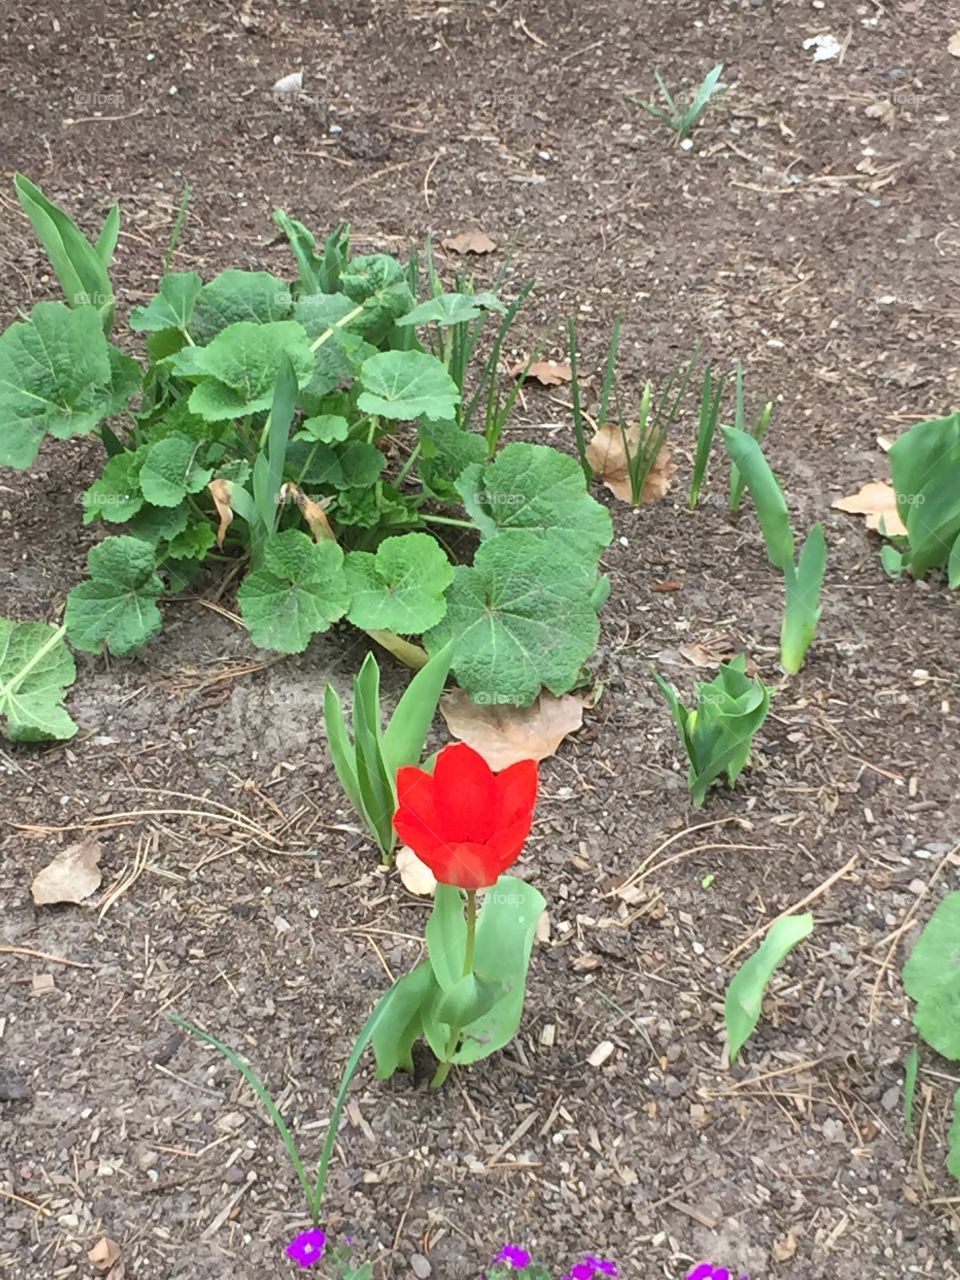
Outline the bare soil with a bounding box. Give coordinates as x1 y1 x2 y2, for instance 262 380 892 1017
2 2 960 1278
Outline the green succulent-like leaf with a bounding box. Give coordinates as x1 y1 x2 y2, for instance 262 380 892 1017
190 270 293 344
0 619 77 741
237 530 349 653
65 536 164 656
457 441 613 559
139 435 214 507
344 533 453 633
83 449 146 523
0 302 119 467
129 271 203 334
397 291 506 328
167 320 315 421
424 530 602 706
358 350 460 422
724 913 814 1062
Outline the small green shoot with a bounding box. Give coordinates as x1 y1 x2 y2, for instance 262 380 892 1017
728 361 773 513
653 655 772 807
634 63 726 141
724 913 814 1062
701 873 716 890
688 364 725 509
904 1045 919 1137
722 426 826 673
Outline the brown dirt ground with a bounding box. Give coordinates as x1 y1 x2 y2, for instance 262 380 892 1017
2 1 960 1277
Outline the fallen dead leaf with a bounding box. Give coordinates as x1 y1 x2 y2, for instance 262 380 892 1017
535 910 551 944
949 32 960 57
442 229 496 255
207 479 234 548
396 845 436 897
772 1232 799 1262
585 424 677 503
31 837 103 906
280 483 336 541
832 480 907 536
507 357 572 386
678 636 759 677
440 688 588 769
88 1239 122 1272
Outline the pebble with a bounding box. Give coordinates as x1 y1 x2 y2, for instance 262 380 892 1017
410 1254 431 1278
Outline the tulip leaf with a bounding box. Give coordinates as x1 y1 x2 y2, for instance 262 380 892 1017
423 530 603 707
426 886 468 993
724 913 814 1062
344 533 454 633
451 876 546 1065
372 962 438 1078
457 441 614 560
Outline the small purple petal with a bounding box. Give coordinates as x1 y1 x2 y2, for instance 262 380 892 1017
494 1244 531 1269
584 1259 619 1277
286 1229 327 1268
569 1266 593 1280
686 1267 730 1280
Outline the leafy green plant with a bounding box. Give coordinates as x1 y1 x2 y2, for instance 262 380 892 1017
903 891 960 1180
688 364 725 509
633 63 726 140
724 914 814 1061
721 426 826 673
728 361 773 513
882 411 960 587
0 618 77 741
2 176 613 709
323 643 454 860
653 655 772 807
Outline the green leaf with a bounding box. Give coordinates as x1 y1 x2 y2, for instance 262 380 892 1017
949 532 960 589
721 426 794 570
432 971 504 1031
418 417 487 500
139 435 213 507
166 522 216 560
296 414 350 444
903 466 960 580
0 302 116 467
167 320 315 421
340 254 415 341
950 1088 960 1181
781 523 826 673
381 639 455 774
83 449 146 523
65 536 164 655
904 1046 919 1136
237 531 349 653
335 441 385 488
14 174 117 331
457 442 613 559
190 270 292 344
452 876 547 1065
0 620 77 741
397 291 505 328
372 963 438 1078
426 886 468 992
351 654 397 856
903 892 960 1005
881 543 906 580
129 272 203 333
424 531 602 706
344 533 453 633
914 977 960 1061
724 913 814 1062
358 350 460 422
126 502 190 545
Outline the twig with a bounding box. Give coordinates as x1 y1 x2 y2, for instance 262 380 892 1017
0 1187 53 1216
0 945 93 970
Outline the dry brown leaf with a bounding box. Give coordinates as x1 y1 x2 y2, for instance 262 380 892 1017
772 1232 799 1262
280 483 336 541
88 1239 122 1272
585 424 677 504
207 479 234 548
396 845 436 897
679 636 737 668
439 688 588 770
31 837 102 906
832 480 907 536
507 358 572 386
949 32 960 57
442 229 496 255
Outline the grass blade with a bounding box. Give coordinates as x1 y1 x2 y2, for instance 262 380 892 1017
903 1045 919 1137
567 316 591 481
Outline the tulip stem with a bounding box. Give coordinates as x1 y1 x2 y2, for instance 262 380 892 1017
463 890 477 976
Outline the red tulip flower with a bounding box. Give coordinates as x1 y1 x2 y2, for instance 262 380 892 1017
394 742 538 890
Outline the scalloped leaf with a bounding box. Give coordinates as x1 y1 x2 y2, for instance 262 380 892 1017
0 620 77 741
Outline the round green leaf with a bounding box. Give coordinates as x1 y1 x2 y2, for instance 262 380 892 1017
237 531 349 653
357 350 460 422
65 536 164 656
904 892 960 1004
83 449 145 524
139 435 213 507
344 533 453 633
0 619 77 742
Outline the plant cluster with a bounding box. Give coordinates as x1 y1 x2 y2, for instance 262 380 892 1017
883 411 960 587
0 176 612 711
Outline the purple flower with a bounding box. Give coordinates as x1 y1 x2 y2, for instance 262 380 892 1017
286 1229 326 1268
686 1266 731 1280
583 1259 618 1277
494 1244 531 1269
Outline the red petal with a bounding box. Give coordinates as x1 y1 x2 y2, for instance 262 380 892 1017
485 816 534 876
423 840 500 890
494 758 538 829
433 743 496 843
394 766 448 864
